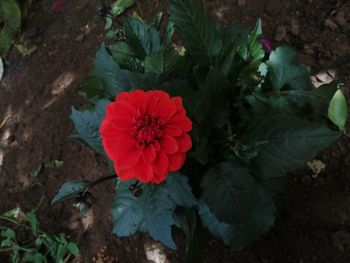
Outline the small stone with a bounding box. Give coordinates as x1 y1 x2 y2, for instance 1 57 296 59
335 11 346 26
75 33 85 42
324 18 338 30
237 0 246 6
274 25 287 42
290 19 300 35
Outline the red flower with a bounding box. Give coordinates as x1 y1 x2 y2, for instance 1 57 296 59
100 90 192 183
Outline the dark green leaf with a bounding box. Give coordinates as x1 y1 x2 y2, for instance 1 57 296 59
144 49 180 75
51 181 88 205
169 0 222 58
110 0 134 17
81 75 106 103
109 42 140 71
70 99 109 154
112 180 177 249
67 242 79 256
165 21 175 45
267 46 312 91
1 228 15 239
165 173 198 207
328 89 348 131
0 0 21 31
189 68 230 131
0 25 14 55
124 17 162 58
198 202 230 245
245 114 341 178
201 162 276 249
310 81 338 117
27 211 39 235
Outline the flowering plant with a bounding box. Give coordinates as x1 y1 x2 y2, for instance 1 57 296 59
52 0 347 252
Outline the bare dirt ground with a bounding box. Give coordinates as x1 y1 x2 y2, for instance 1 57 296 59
0 0 350 262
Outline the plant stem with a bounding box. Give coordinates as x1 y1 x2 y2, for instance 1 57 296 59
80 174 116 198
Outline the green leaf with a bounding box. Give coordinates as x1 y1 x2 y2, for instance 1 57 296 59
0 0 21 31
144 49 179 75
93 44 128 98
124 17 162 58
112 180 177 249
169 0 222 58
310 81 338 117
0 25 14 55
27 211 39 235
200 162 276 249
189 68 230 132
165 173 198 207
110 0 134 17
267 46 312 91
67 242 79 256
51 180 88 205
30 164 43 177
1 228 15 239
165 21 175 45
109 42 139 71
198 202 231 245
80 75 106 103
45 160 64 169
328 89 348 131
70 99 109 155
1 207 23 220
245 114 341 178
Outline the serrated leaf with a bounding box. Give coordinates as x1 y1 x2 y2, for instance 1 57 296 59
109 42 139 71
198 202 231 245
144 49 179 75
70 99 109 154
112 180 177 249
110 0 134 17
189 68 230 133
328 89 348 131
51 181 88 205
200 162 276 249
169 0 222 59
81 75 105 103
93 44 129 98
267 46 312 91
165 173 198 207
124 17 162 58
1 228 15 239
245 114 341 178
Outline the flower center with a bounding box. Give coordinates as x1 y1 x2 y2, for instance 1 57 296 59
134 115 163 147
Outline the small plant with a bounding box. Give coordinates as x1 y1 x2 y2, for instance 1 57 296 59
53 0 347 255
0 207 79 262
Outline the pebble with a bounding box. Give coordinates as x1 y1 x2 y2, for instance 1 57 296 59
274 25 287 41
335 11 346 26
324 19 338 30
290 19 300 36
75 33 85 42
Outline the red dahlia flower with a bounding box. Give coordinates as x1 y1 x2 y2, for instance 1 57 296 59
100 90 192 183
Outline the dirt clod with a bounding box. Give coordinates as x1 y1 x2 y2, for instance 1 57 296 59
274 25 287 41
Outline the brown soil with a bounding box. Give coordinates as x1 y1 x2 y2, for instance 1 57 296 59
0 0 350 262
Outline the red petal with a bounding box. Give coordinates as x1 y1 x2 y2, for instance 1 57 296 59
160 135 179 154
100 120 127 138
158 100 177 121
115 145 141 169
168 153 185 172
177 133 192 152
142 145 156 163
153 152 169 177
133 158 154 183
163 125 182 136
168 115 192 132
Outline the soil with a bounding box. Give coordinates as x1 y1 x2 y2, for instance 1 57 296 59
0 0 350 262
